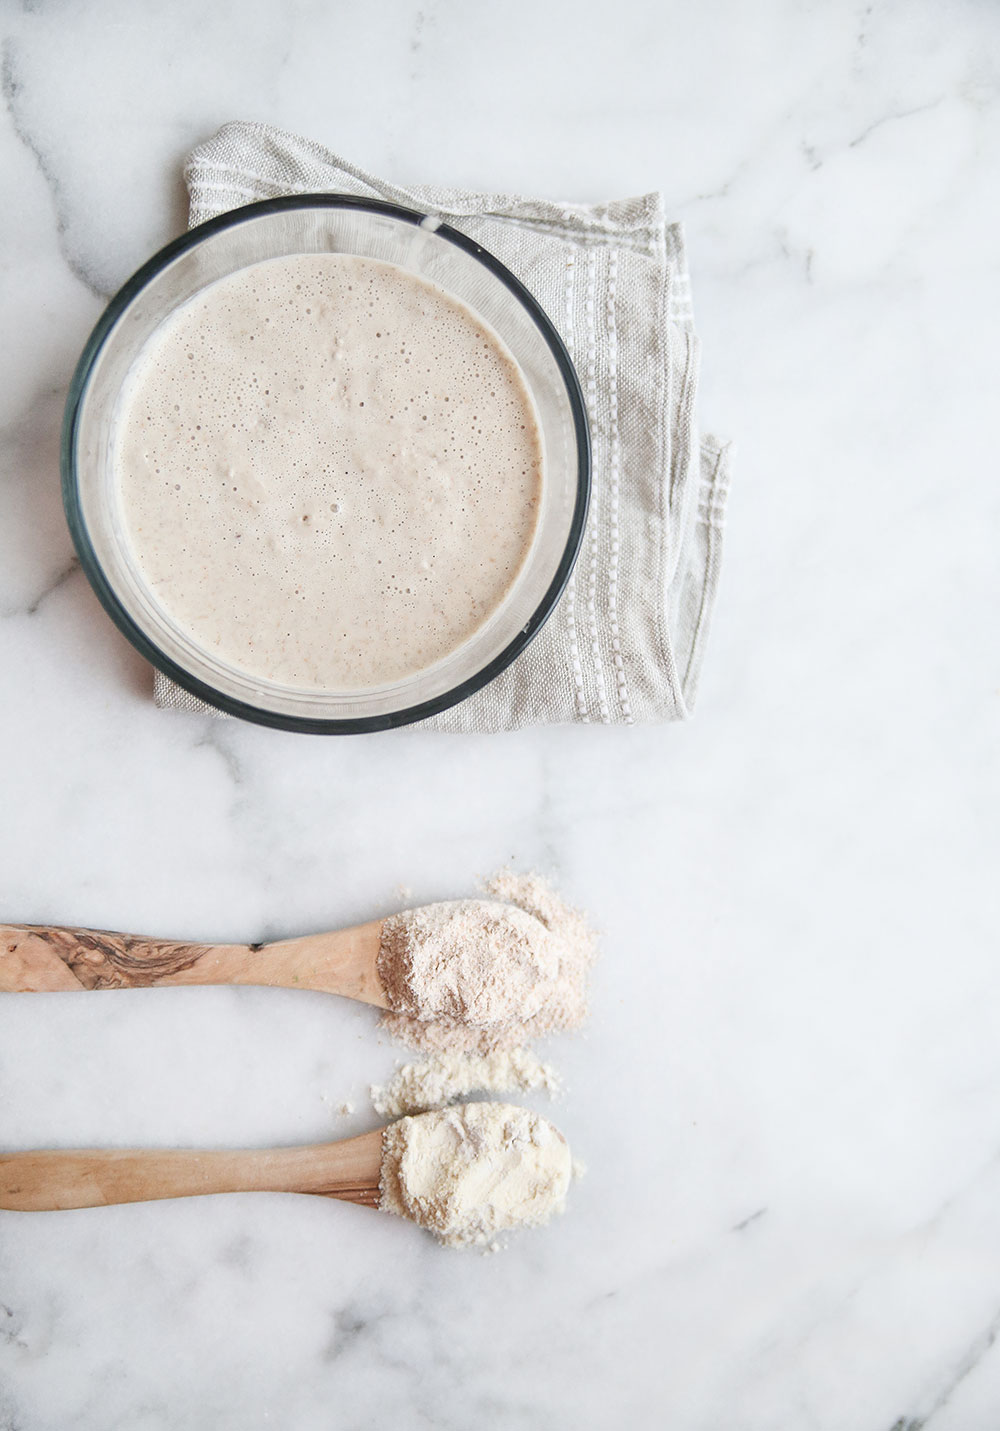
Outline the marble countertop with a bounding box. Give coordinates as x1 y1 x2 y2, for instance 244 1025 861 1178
1 2 998 1427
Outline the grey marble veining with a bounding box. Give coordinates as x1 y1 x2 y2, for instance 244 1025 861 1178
1 1 999 1427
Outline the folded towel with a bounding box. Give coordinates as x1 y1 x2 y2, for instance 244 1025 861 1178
154 122 732 730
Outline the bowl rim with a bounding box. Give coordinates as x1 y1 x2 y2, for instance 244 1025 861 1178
62 193 591 734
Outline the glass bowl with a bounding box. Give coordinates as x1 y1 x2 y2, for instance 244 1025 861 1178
62 195 590 733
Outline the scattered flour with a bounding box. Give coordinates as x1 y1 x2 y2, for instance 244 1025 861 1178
371 1047 561 1119
377 871 595 1054
379 1102 572 1247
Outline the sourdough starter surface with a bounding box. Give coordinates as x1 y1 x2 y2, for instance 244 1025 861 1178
115 254 543 689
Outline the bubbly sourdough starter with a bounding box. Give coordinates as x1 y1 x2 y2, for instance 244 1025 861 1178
115 254 543 689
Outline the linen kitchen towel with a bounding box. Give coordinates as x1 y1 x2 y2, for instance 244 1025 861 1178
155 122 733 729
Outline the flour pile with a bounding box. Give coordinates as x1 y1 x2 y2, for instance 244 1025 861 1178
379 1102 572 1248
377 871 595 1054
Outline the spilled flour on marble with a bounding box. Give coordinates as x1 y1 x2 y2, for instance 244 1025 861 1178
379 1102 572 1248
377 871 595 1054
371 1046 560 1120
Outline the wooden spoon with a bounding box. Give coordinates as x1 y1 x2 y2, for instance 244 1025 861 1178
0 1129 384 1212
0 919 390 1005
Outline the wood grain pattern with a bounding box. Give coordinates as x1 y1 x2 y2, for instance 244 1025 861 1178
2 925 218 990
318 1185 382 1208
0 919 390 1007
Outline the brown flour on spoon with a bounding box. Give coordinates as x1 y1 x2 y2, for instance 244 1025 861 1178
377 871 595 1055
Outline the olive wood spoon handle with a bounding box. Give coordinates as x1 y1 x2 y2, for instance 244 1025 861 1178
0 921 389 1007
0 1129 385 1212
